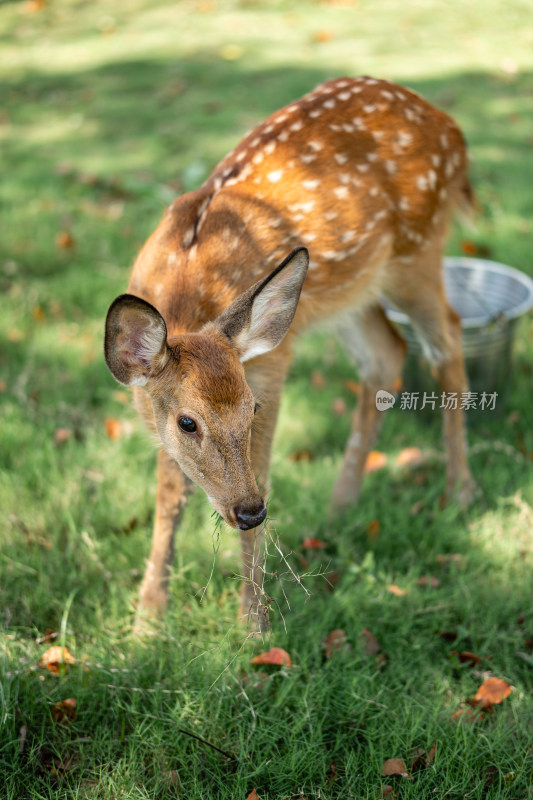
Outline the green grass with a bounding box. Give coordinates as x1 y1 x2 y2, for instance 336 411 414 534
2 0 533 796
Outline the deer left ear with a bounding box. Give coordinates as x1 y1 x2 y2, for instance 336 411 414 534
214 247 309 362
104 294 170 386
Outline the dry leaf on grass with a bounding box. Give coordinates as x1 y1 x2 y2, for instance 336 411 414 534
56 231 75 249
250 647 291 667
331 397 347 415
417 575 440 588
52 698 77 724
246 791 260 800
360 628 381 655
366 519 380 541
395 447 423 467
381 758 412 779
322 629 348 658
365 450 388 473
387 584 406 597
302 537 327 549
472 677 512 708
105 417 122 439
451 651 482 667
40 645 75 674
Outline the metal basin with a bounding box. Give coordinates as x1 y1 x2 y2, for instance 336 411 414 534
384 257 533 409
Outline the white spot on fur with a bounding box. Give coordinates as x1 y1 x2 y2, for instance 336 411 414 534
264 124 274 134
252 151 264 164
264 140 276 155
329 124 342 132
342 123 355 133
324 99 336 109
236 150 246 162
301 232 317 243
309 108 322 118
278 130 289 142
369 186 380 197
290 120 303 132
339 173 351 184
341 230 356 242
384 160 396 174
366 152 379 162
352 117 366 130
267 169 283 183
363 104 376 113
300 153 317 164
416 175 428 190
372 130 384 142
431 153 441 167
399 197 409 211
325 210 339 220
302 179 319 191
334 186 349 199
167 251 178 265
309 140 323 151
440 133 449 149
380 90 394 101
334 152 348 165
356 163 370 173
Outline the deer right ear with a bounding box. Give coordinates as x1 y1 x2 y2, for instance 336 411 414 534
104 294 170 387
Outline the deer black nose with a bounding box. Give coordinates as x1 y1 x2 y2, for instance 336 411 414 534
234 500 267 530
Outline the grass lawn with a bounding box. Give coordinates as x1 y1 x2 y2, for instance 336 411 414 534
1 0 533 797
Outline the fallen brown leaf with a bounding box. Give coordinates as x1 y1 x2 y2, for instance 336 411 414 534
311 370 326 389
395 447 423 467
105 417 122 439
344 379 361 395
54 428 72 446
387 584 405 597
360 628 381 655
246 790 260 800
322 629 348 658
250 647 291 667
473 677 512 708
302 537 327 549
365 450 388 473
381 758 412 779
452 651 481 667
451 707 484 723
313 29 334 42
289 448 314 462
366 519 380 541
331 397 347 415
40 645 75 674
417 575 440 588
52 697 77 724
56 231 75 249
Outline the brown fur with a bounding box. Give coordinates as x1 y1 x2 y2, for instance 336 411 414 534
105 76 475 632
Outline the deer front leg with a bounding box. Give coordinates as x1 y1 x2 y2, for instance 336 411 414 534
135 447 190 630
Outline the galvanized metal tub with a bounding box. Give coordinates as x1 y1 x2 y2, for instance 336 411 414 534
384 257 533 408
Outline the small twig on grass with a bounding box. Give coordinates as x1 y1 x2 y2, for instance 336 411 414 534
174 726 238 762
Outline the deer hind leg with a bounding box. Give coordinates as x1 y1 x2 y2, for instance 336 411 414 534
387 248 475 508
239 344 292 633
331 305 406 511
135 447 190 631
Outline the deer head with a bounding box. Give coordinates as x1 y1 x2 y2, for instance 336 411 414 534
104 247 309 529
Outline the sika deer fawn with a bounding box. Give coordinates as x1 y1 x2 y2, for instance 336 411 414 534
105 76 475 632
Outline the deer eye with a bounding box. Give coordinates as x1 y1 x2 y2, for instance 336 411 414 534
178 415 197 434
